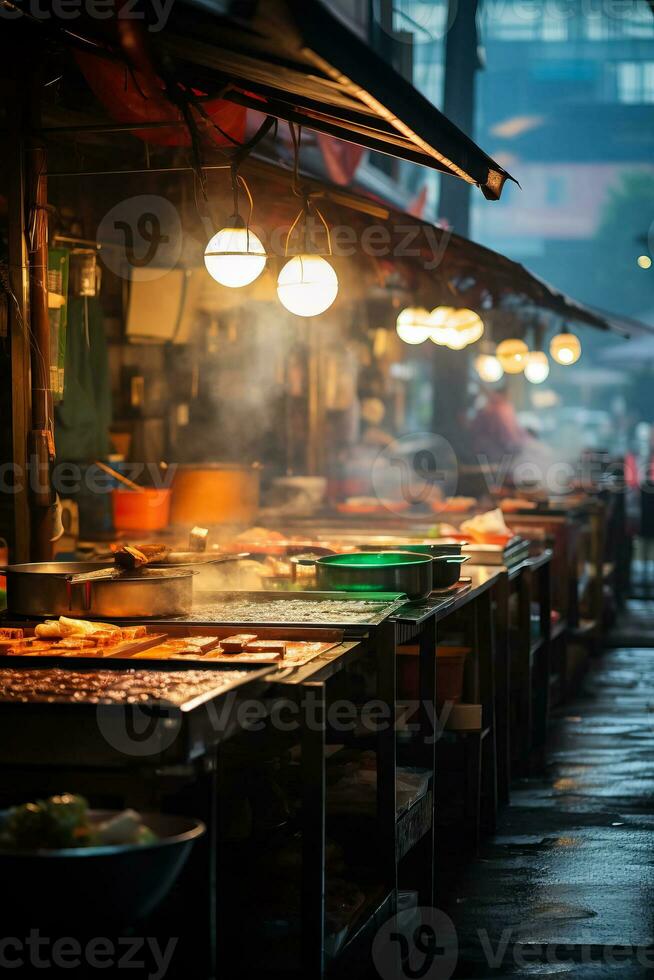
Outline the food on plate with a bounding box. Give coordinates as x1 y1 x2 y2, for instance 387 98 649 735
132 636 221 658
0 628 23 640
113 543 169 569
220 634 258 653
460 508 512 544
59 616 121 638
0 641 21 654
33 618 145 641
433 496 476 514
336 497 410 515
243 640 286 658
34 621 64 639
0 794 157 850
499 497 537 513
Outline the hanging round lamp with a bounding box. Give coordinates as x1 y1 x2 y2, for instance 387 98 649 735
550 332 581 366
496 338 528 374
396 306 432 344
524 351 550 384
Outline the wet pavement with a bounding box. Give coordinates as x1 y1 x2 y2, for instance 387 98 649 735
437 633 654 978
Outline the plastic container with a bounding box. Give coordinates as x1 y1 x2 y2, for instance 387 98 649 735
112 488 171 531
398 644 470 705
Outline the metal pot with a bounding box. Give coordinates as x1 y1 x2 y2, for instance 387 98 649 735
359 538 465 558
431 554 470 590
170 463 261 526
1 563 195 619
311 552 433 601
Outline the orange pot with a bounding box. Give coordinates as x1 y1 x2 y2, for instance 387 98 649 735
112 488 171 531
170 464 260 526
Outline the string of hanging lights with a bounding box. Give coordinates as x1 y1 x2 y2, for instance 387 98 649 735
203 120 339 317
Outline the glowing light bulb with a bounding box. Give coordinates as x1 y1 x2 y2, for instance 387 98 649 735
637 255 652 270
447 308 485 346
429 306 455 345
550 332 581 366
396 306 431 344
277 254 339 317
475 354 504 383
204 225 266 288
524 351 550 384
445 328 469 350
496 338 528 374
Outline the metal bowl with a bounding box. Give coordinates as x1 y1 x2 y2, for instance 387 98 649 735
1 562 195 618
0 810 205 928
313 552 433 601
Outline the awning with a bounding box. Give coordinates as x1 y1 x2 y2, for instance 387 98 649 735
154 0 515 200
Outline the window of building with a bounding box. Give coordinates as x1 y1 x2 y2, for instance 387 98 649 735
616 61 654 103
482 0 569 42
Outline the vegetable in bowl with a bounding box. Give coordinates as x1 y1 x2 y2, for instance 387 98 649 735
1 793 158 851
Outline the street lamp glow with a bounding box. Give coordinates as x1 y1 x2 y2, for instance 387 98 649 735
429 306 454 345
277 254 339 317
204 225 267 288
475 354 504 383
524 351 550 384
550 332 581 366
396 306 432 344
496 338 528 374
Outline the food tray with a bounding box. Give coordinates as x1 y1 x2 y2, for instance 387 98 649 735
0 625 345 671
152 591 407 631
0 664 272 767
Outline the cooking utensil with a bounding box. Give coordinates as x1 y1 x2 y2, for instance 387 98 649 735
64 544 173 585
358 538 465 558
93 459 144 492
170 463 261 525
304 552 433 601
0 563 195 619
151 551 250 568
0 810 205 929
431 554 470 589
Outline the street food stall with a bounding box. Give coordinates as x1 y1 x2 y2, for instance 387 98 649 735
1 3 653 978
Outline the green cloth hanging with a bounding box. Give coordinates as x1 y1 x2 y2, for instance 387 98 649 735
55 296 111 461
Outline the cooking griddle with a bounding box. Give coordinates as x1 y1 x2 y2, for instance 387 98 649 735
0 665 271 767
154 590 407 633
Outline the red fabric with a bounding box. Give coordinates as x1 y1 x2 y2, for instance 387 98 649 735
625 453 640 489
74 50 246 147
407 185 428 218
316 133 365 186
624 452 654 489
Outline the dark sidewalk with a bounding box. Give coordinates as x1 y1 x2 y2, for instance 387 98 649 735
438 608 654 978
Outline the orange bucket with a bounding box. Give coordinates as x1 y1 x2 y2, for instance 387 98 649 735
112 489 171 532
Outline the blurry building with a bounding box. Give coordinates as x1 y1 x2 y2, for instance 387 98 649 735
471 0 654 317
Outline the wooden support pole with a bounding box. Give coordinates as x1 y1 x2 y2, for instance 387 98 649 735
4 77 32 562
